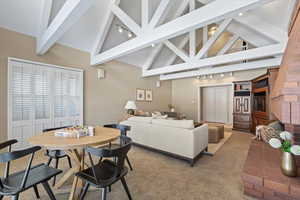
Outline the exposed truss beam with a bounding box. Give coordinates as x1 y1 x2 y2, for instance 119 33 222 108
37 0 95 55
149 0 170 29
38 0 53 39
173 0 190 18
197 0 287 43
202 25 208 57
160 57 282 80
164 35 190 66
189 0 196 56
217 34 239 56
143 0 189 70
226 22 271 47
111 4 142 35
92 0 120 56
164 41 190 62
92 0 271 66
236 15 288 43
143 44 164 70
196 18 232 59
143 43 286 76
142 0 149 28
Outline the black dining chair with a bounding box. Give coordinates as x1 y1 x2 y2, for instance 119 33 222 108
43 126 72 186
76 136 133 200
0 139 62 200
103 124 133 171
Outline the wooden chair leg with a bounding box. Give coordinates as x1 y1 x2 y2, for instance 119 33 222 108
101 187 107 200
33 185 40 199
42 181 56 200
79 183 90 200
125 156 133 171
67 156 72 168
47 158 52 166
98 157 103 164
52 158 59 186
11 195 19 200
121 177 132 200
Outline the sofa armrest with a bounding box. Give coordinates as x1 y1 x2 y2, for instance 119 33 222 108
192 124 208 156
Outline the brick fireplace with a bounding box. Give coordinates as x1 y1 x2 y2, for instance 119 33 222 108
242 141 300 200
242 2 300 199
270 0 300 167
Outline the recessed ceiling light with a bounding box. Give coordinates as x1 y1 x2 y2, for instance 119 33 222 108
151 43 156 47
128 32 133 38
220 73 225 77
118 26 123 33
209 75 213 79
239 12 243 16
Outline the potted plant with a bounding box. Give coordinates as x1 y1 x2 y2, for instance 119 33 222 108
269 131 300 177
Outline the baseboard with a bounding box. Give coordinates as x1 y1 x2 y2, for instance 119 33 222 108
132 142 207 167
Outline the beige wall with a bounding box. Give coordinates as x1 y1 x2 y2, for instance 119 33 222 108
0 27 172 141
171 69 268 121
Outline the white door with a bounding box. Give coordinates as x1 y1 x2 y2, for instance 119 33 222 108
202 85 232 124
8 59 83 150
202 87 216 122
215 86 228 123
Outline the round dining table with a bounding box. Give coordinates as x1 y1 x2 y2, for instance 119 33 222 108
28 126 120 200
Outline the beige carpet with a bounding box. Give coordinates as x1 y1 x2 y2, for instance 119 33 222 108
0 131 257 200
208 131 233 155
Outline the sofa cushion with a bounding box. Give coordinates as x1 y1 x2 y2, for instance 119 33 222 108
127 116 152 123
152 119 194 129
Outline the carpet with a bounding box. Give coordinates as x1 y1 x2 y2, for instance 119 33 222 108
208 131 233 155
0 131 255 200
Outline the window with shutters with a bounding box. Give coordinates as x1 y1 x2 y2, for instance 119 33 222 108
8 58 83 149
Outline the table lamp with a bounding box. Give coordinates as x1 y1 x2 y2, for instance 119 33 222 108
125 101 137 115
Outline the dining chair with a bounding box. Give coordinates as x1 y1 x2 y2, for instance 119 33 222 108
43 126 73 186
103 124 133 171
76 136 133 200
0 139 62 200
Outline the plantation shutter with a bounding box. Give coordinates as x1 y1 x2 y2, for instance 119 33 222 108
8 59 83 149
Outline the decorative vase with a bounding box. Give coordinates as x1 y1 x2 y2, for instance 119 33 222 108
281 152 297 177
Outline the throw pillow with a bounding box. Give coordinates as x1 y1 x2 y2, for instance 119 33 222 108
268 121 284 134
255 125 281 143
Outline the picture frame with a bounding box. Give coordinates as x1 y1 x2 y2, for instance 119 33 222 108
145 89 153 102
136 89 145 101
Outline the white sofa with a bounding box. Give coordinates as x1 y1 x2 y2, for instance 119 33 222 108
120 116 208 166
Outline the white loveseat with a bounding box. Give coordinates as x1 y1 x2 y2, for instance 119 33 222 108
120 117 208 166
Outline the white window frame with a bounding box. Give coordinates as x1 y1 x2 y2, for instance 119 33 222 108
7 57 84 148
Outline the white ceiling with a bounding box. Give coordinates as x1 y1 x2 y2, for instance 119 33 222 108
0 0 294 68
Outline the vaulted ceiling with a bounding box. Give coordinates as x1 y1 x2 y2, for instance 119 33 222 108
0 0 296 80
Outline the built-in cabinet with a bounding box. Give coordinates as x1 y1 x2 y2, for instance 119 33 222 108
232 68 279 133
251 68 279 130
233 81 252 132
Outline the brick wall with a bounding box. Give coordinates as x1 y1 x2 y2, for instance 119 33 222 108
242 140 300 200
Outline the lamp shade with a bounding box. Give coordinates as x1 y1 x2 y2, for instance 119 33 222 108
124 101 137 110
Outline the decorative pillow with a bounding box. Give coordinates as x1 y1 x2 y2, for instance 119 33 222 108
255 125 281 143
268 121 284 134
152 112 167 119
